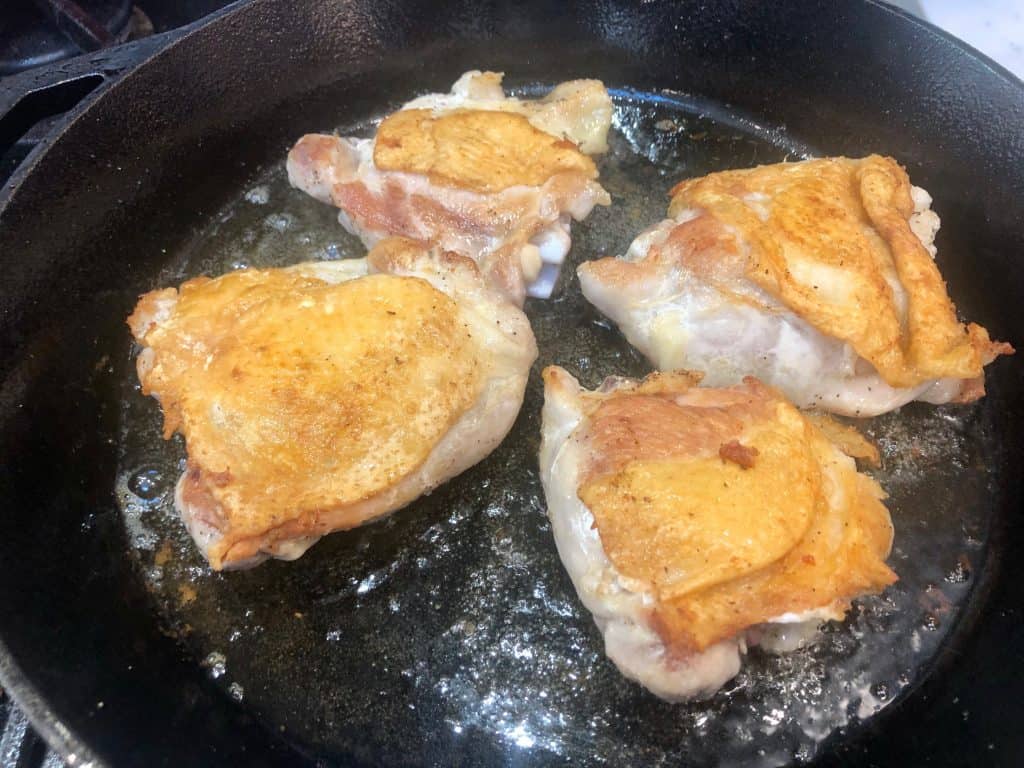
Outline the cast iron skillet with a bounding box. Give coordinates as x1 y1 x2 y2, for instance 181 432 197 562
0 0 1022 765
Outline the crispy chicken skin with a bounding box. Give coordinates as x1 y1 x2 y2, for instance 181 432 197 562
287 71 613 305
578 156 1012 416
539 366 896 700
128 238 537 570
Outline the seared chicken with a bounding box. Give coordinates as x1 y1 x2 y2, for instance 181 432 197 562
539 366 896 700
128 238 537 570
578 156 1012 416
288 70 613 304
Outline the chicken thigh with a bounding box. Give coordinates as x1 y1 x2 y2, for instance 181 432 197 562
288 70 613 304
539 366 896 700
128 237 537 570
578 156 1012 416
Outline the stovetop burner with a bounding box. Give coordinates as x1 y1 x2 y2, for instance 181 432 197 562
0 0 138 75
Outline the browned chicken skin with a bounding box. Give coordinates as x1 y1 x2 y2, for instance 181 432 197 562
129 238 537 569
539 366 896 700
287 71 613 304
578 156 1012 416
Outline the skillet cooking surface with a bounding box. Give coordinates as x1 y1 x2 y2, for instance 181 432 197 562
115 88 1006 766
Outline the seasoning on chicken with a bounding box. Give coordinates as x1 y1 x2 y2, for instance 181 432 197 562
578 156 1012 416
288 70 613 304
128 237 537 569
539 366 896 700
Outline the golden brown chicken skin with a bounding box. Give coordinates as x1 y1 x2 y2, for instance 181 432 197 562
287 71 613 305
129 238 537 569
578 156 1012 416
539 366 896 699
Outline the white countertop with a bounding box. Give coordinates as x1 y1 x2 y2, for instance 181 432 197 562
914 0 1024 80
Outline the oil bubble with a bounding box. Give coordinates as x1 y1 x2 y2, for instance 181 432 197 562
128 468 165 500
244 185 270 205
202 651 227 679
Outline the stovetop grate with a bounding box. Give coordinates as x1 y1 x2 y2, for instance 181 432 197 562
0 693 60 768
0 3 239 762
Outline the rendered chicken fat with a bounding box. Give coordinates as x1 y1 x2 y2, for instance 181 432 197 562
538 366 896 700
128 238 537 569
287 70 613 304
578 156 1012 416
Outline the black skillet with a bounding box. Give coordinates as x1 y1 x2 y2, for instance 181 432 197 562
0 0 1022 765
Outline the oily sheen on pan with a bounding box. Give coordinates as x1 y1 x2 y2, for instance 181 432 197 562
287 70 613 305
578 156 1012 416
128 237 537 569
539 366 896 700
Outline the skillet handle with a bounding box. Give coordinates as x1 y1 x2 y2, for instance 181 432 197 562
0 32 173 185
